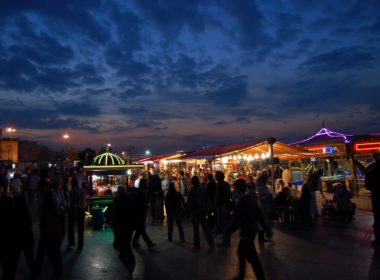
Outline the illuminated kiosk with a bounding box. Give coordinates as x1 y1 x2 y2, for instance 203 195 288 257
83 150 144 210
290 126 380 194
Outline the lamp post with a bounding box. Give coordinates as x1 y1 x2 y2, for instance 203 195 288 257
267 137 277 193
62 133 70 160
6 127 16 163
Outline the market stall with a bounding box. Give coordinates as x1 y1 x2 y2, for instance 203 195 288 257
83 150 144 209
289 126 380 194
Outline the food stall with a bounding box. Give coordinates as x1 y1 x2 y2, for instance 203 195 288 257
177 140 315 185
290 126 380 194
83 150 144 215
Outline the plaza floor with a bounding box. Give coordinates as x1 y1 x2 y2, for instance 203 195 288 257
5 209 380 280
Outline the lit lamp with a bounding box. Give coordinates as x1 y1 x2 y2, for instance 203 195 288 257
62 133 70 160
5 127 17 162
266 137 277 193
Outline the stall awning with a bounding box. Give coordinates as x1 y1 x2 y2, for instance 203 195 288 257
219 140 317 160
180 141 261 160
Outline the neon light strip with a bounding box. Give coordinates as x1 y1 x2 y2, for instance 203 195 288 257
289 127 352 145
355 142 380 152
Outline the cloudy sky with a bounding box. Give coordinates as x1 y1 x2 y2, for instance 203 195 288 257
0 0 379 153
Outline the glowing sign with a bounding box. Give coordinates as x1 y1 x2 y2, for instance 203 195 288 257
323 146 335 154
354 142 380 153
308 146 336 154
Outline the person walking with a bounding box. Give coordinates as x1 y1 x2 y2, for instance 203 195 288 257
35 189 63 279
132 178 156 249
364 154 380 245
165 181 185 242
114 186 139 272
188 176 214 250
306 169 326 222
215 171 232 247
67 177 86 250
228 178 270 280
256 173 274 242
53 177 68 246
205 173 217 231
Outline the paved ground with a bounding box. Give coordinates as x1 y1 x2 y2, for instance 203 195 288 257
3 208 380 280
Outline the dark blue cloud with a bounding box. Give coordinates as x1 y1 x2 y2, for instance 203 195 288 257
0 108 83 130
300 46 375 73
56 101 101 117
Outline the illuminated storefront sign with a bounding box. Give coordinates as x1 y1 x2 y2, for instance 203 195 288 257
308 146 337 155
354 142 380 153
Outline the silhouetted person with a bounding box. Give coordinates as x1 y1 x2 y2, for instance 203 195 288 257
148 173 163 224
165 181 185 242
68 177 86 250
132 178 156 249
114 186 139 272
188 176 214 250
35 189 63 279
364 154 380 245
333 183 356 223
10 182 35 279
53 178 68 246
205 173 217 231
300 184 312 224
256 173 273 242
215 171 232 247
1 183 35 280
228 178 270 280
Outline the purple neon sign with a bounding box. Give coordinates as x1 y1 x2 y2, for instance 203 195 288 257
289 127 352 145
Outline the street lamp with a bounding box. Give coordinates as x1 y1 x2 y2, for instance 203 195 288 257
62 133 70 161
267 136 277 193
145 150 151 156
6 127 17 162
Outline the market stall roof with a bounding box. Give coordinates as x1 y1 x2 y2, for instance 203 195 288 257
180 141 261 160
221 140 317 160
84 150 144 173
180 140 315 161
289 127 352 146
137 152 185 164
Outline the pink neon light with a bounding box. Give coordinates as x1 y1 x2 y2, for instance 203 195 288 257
289 127 352 145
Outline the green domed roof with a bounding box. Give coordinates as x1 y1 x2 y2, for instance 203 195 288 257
93 152 125 166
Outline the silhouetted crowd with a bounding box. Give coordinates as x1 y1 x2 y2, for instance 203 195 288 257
2 156 379 280
0 167 87 279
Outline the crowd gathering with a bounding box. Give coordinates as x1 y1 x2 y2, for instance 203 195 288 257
0 154 379 280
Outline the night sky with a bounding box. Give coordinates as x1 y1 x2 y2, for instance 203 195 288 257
0 0 379 153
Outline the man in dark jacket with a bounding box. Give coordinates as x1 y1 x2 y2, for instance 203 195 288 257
228 179 270 280
188 176 214 250
67 177 86 250
215 171 232 247
364 154 380 246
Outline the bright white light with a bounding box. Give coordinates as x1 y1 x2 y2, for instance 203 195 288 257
254 154 259 160
145 150 151 155
107 143 111 147
63 134 70 139
127 169 132 175
6 128 16 133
